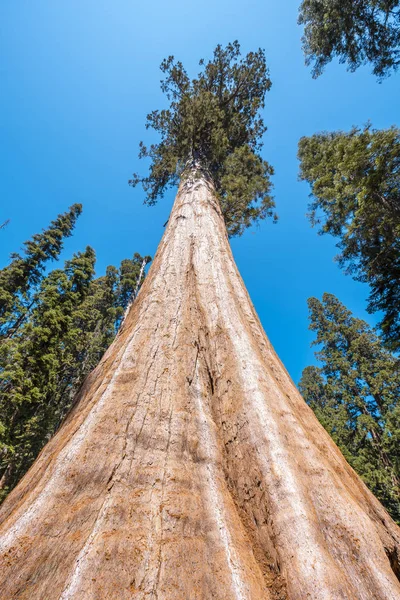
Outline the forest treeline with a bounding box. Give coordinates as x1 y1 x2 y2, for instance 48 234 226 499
0 205 150 499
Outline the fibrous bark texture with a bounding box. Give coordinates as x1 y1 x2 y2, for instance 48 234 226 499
1 172 400 600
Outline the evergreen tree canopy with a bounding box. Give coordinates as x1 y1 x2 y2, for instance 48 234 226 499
299 293 400 522
0 204 82 338
130 41 276 237
299 0 400 78
298 125 400 350
0 211 150 500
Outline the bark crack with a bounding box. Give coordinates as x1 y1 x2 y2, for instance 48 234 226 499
151 401 174 598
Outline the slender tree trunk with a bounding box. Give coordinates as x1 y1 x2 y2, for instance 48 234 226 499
0 169 400 600
121 256 150 327
0 464 13 494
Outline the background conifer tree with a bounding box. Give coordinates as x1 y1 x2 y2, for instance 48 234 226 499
299 293 400 522
299 0 400 78
0 204 82 339
298 125 400 350
0 212 150 499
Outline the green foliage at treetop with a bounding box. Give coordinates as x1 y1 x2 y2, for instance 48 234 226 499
0 204 82 339
299 0 400 78
0 209 150 500
130 41 276 237
298 125 400 351
299 293 400 523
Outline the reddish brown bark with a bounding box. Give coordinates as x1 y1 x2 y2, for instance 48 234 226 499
0 171 399 599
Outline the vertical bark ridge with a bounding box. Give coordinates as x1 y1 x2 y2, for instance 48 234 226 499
0 172 399 599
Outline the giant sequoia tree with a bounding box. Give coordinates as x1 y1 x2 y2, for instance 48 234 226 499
0 43 400 600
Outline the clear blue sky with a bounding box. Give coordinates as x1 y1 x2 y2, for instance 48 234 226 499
1 1 399 383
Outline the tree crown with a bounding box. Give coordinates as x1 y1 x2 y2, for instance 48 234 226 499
299 0 400 78
0 204 82 337
130 41 276 236
298 125 400 350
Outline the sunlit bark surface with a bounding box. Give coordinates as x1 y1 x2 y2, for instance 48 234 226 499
1 171 400 600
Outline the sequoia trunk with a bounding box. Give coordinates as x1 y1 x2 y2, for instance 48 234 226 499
0 171 400 600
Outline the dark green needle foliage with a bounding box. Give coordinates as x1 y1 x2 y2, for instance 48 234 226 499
0 210 150 500
299 0 400 78
299 293 400 522
130 41 276 237
298 125 400 351
0 204 82 339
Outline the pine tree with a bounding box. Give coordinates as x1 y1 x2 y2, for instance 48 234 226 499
299 0 400 78
1 43 400 599
298 125 400 350
0 247 96 496
299 293 400 522
0 204 82 339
